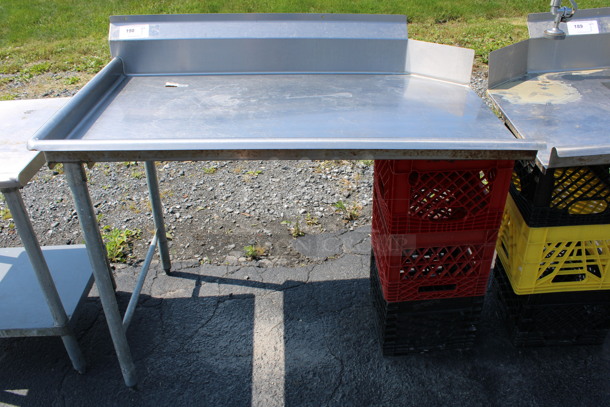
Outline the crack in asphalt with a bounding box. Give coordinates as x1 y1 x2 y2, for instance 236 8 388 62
56 367 71 407
77 302 103 341
149 269 160 298
179 298 221 348
325 344 345 405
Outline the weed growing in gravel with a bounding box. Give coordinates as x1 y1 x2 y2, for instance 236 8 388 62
243 244 266 260
305 213 320 226
203 166 217 174
51 163 64 175
243 169 263 182
333 200 362 221
160 189 174 199
130 170 144 179
121 201 141 214
281 219 305 238
101 226 141 263
1 207 12 221
64 76 80 85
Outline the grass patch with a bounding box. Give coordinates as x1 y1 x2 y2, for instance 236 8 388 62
243 244 267 260
101 226 141 263
333 200 362 221
410 17 529 64
281 219 306 237
0 93 18 101
1 207 12 221
1 0 607 100
305 212 320 226
131 170 145 179
64 76 80 85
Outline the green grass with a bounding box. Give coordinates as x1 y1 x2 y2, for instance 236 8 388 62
0 0 606 95
243 244 267 260
333 200 362 221
1 207 12 221
101 225 141 263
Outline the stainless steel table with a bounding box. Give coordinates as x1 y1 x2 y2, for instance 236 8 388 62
488 27 610 170
0 98 93 373
28 13 541 387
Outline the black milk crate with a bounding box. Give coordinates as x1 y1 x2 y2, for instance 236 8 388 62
493 259 610 347
510 160 610 227
370 251 483 355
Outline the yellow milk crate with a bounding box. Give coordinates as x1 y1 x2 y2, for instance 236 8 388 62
496 195 610 294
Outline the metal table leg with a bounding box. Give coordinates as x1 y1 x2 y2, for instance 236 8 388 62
3 187 86 373
145 161 171 273
63 162 137 387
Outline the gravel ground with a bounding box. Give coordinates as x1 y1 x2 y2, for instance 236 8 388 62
0 69 492 267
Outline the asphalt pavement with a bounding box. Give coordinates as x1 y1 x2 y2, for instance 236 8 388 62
1 228 609 406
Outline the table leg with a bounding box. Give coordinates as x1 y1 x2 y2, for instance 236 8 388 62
63 162 137 387
3 187 86 374
145 161 171 273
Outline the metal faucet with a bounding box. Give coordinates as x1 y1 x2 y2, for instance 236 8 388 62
544 0 578 39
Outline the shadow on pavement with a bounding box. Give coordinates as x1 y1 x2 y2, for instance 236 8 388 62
0 289 255 406
282 276 610 406
1 261 609 406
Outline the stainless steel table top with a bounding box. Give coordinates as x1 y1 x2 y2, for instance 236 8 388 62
29 69 540 162
0 98 69 188
28 14 540 162
488 33 610 169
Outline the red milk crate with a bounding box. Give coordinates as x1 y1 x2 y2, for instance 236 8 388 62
373 159 513 234
371 197 497 302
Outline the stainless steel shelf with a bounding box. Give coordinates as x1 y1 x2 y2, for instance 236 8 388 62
0 246 93 337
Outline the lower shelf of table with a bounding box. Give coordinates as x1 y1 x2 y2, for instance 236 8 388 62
0 245 94 337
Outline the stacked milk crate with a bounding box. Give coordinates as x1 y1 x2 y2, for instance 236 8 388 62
494 161 610 346
370 159 513 354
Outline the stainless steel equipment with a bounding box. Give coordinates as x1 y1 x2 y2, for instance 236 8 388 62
528 6 610 38
29 14 540 161
0 99 93 373
488 31 610 170
27 14 540 387
545 0 578 39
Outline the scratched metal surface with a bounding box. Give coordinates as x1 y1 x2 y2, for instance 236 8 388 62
489 67 610 169
28 13 540 162
29 72 540 161
0 98 69 188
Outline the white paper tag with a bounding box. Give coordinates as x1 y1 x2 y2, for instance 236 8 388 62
567 20 600 35
119 24 150 39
